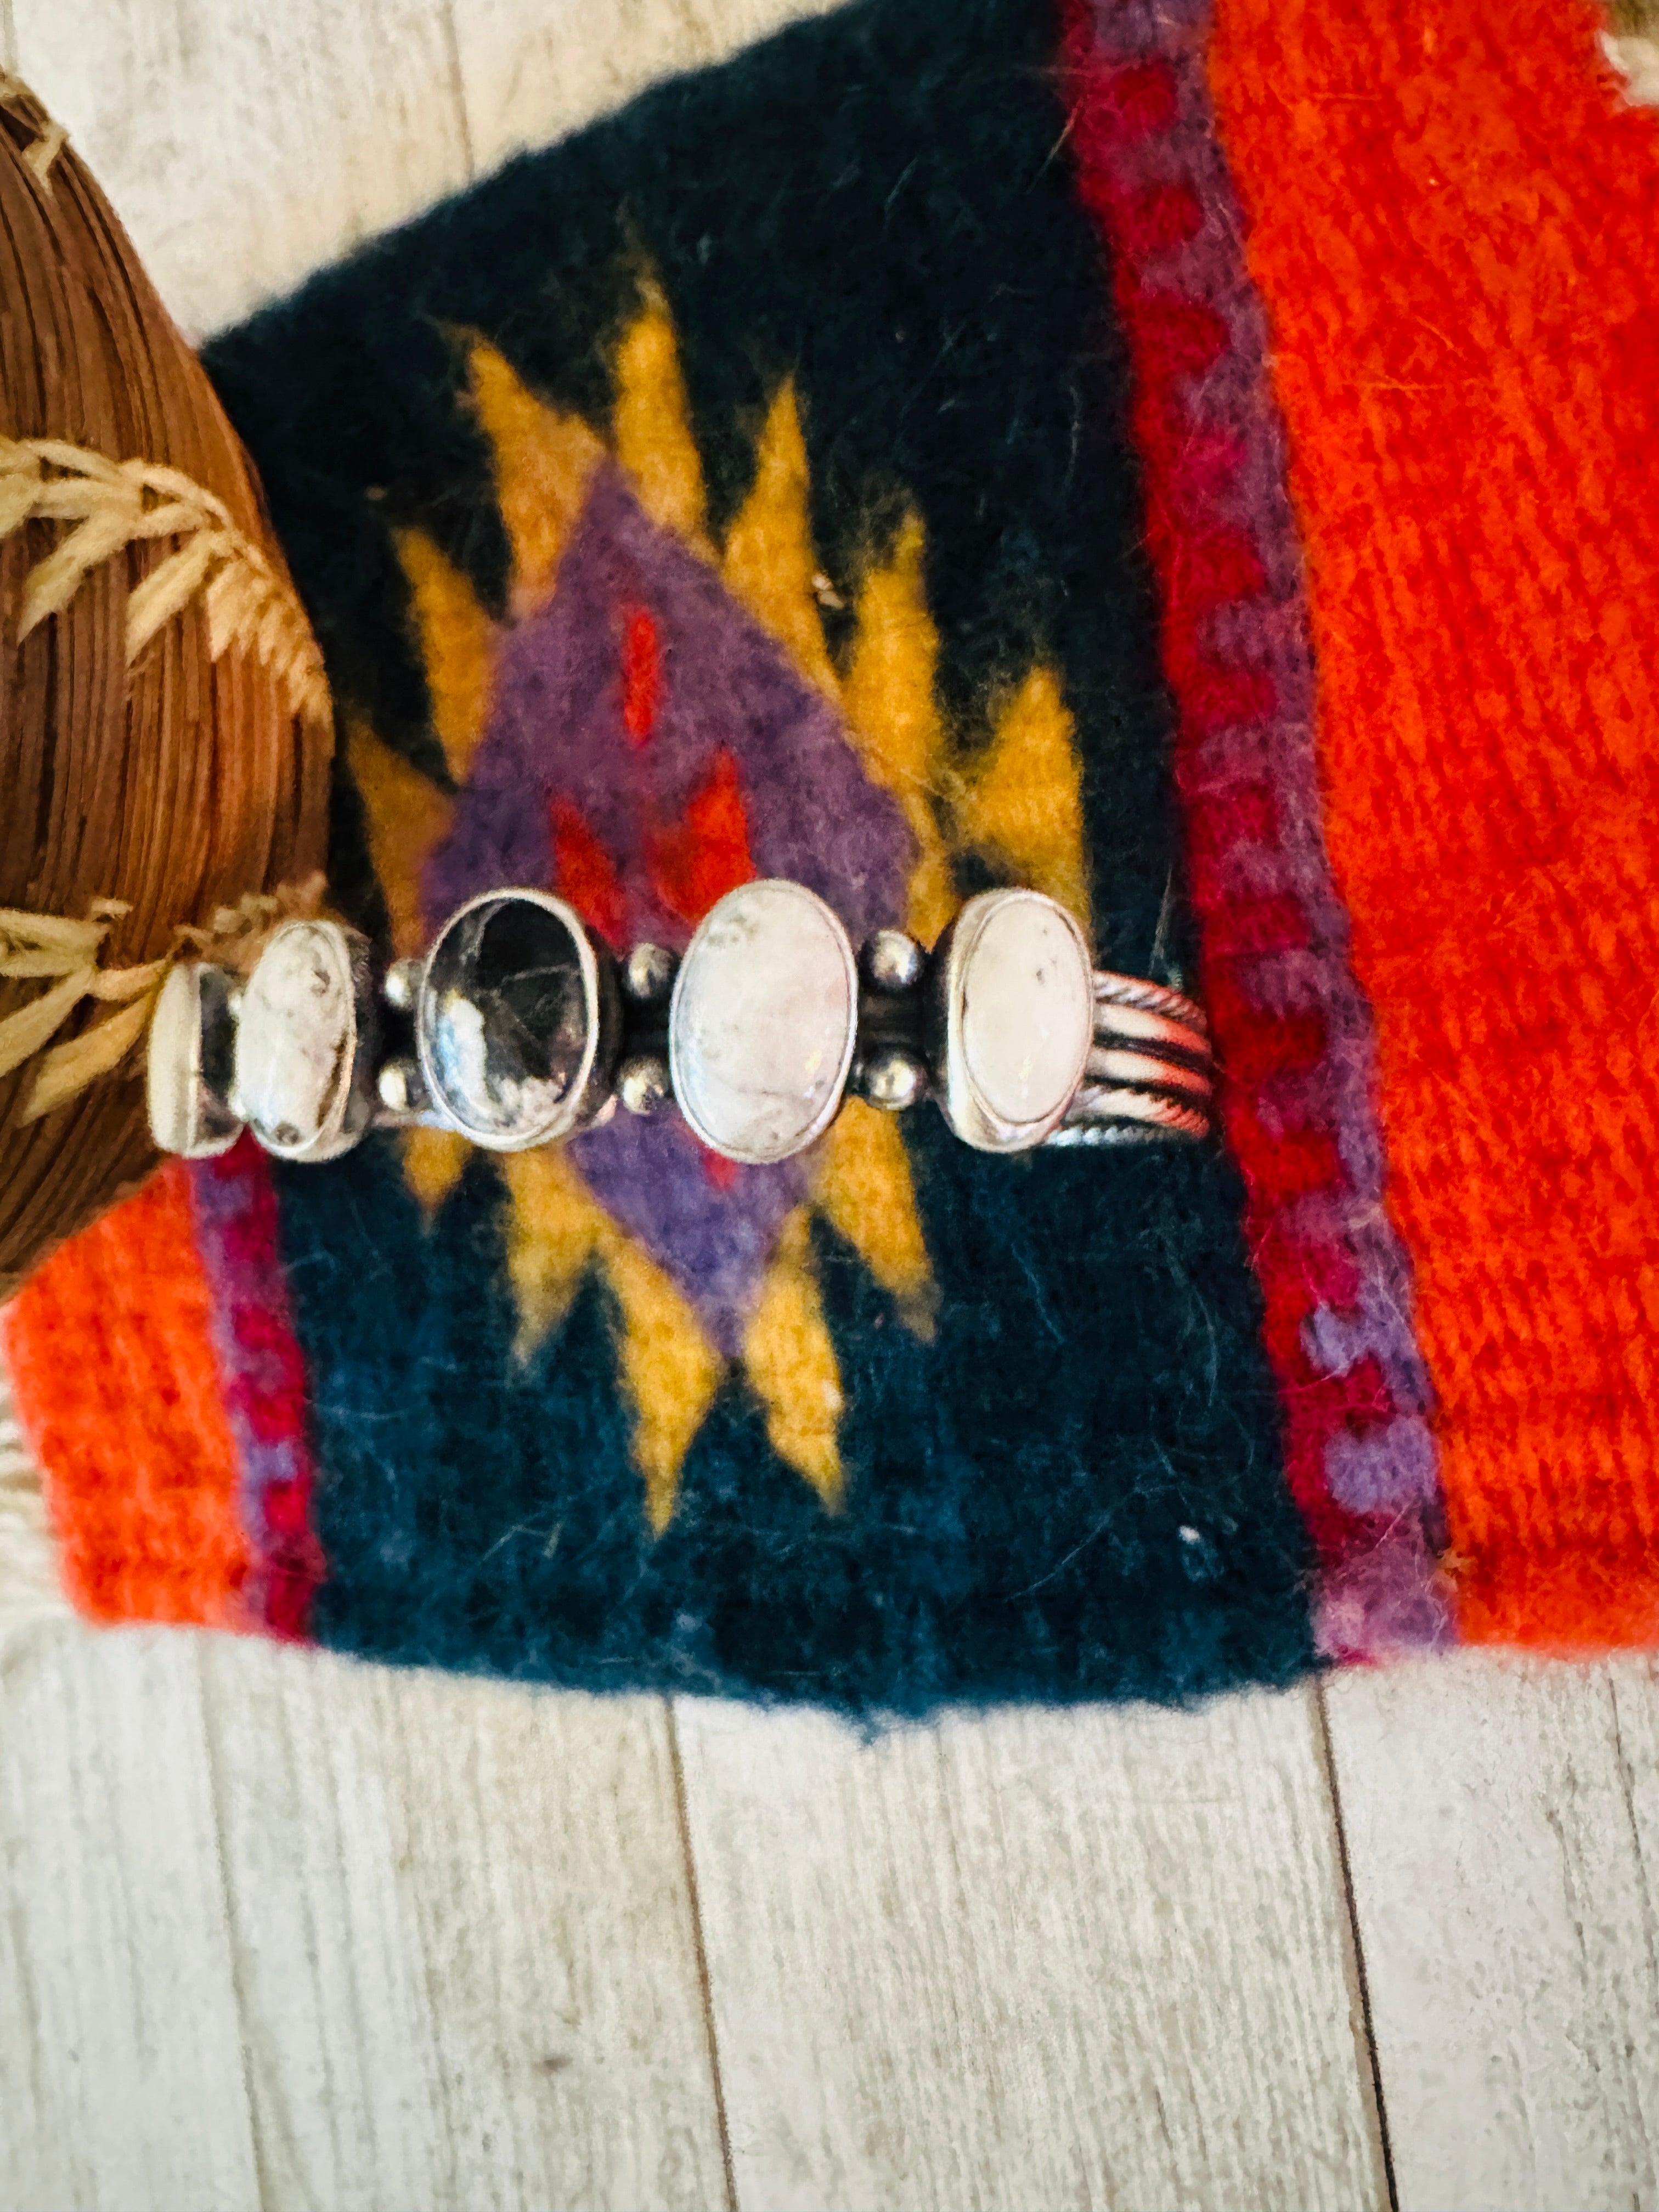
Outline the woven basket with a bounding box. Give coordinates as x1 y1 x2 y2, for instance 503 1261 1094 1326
0 79 334 1294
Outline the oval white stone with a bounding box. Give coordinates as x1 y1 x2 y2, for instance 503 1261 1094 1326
670 880 857 1164
960 894 1092 1132
146 963 243 1159
234 921 358 1158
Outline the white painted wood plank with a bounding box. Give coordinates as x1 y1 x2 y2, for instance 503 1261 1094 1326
448 0 850 181
678 1688 1387 2212
12 0 473 337
199 1637 729 2212
0 1623 260 2212
0 1344 69 1635
1325 1655 1659 2212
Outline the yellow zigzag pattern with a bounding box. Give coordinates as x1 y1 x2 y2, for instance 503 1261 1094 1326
347 286 1088 1528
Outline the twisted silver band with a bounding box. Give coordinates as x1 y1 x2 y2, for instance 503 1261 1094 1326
1092 973 1211 1026
1048 973 1214 1146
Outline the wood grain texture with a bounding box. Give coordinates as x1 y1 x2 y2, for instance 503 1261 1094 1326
448 0 849 180
0 1623 260 2212
676 1689 1388 2212
10 0 472 337
1325 1655 1659 2212
198 1638 728 2212
13 5 1659 2210
11 0 856 341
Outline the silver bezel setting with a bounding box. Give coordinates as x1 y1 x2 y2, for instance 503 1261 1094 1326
929 888 1094 1153
145 961 245 1160
232 919 380 1163
669 879 860 1166
143 881 1210 1167
415 888 619 1153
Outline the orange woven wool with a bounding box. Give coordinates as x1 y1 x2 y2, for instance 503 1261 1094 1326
1210 0 1659 1643
2 1163 249 1626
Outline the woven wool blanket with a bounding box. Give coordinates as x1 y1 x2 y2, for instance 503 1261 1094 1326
4 0 1656 1709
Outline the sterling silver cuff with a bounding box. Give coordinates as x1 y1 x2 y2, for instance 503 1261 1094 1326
148 882 1215 1166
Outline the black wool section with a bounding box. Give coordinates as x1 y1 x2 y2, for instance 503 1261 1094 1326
204 0 1178 965
281 1127 1314 1712
211 0 1317 1709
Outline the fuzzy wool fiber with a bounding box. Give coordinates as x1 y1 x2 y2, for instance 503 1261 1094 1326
188 0 1317 1708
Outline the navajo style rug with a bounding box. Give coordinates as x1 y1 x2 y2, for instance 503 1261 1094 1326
8 0 1658 1708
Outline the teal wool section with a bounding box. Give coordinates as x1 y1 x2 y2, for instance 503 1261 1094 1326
275 1120 1310 1707
210 0 1318 1709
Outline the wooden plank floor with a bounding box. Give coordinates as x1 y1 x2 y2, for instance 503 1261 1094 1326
5 3 1659 2204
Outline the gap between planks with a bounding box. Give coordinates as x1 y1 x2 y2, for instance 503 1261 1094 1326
1314 1677 1401 2212
1325 1650 1659 2212
12 2 1659 2205
0 1583 1389 2212
1 8 1392 2202
9 1283 1659 2212
190 1640 730 2212
665 1699 740 2212
12 1622 1659 2211
672 1683 1390 2212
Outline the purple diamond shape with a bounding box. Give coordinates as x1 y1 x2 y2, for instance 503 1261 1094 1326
424 462 913 1349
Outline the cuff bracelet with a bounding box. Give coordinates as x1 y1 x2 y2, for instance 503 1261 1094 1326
148 881 1214 1167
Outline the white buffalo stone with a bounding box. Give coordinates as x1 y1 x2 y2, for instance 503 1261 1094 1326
146 962 243 1159
953 892 1092 1146
670 880 857 1164
234 921 358 1158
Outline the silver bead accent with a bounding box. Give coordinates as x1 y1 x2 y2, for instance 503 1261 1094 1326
862 928 926 996
205 876 1211 1167
146 963 245 1159
617 1052 673 1118
234 919 380 1162
382 956 422 1013
416 889 619 1152
376 1056 431 1120
858 1046 928 1113
622 941 677 1005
